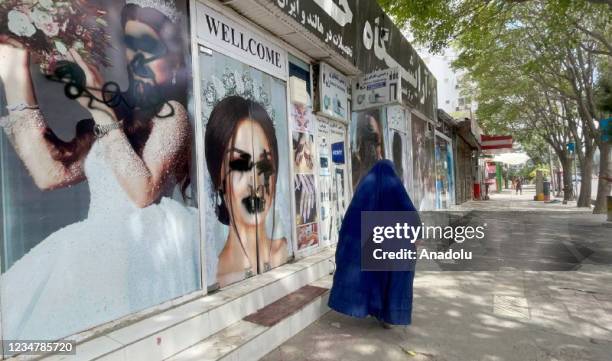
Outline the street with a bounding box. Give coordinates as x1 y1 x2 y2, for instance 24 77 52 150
262 186 612 361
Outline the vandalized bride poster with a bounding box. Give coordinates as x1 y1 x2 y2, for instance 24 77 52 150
0 0 200 342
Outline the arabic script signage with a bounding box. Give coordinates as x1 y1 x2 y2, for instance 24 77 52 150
353 0 436 120
269 0 437 120
318 62 349 121
274 0 356 59
352 68 401 111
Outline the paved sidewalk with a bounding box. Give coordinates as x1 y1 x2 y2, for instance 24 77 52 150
454 185 595 213
263 269 612 361
262 187 612 361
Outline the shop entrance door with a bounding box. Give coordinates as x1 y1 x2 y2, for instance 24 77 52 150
317 117 350 245
199 49 293 290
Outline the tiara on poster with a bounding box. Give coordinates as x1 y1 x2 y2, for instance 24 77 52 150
125 0 179 23
202 68 277 126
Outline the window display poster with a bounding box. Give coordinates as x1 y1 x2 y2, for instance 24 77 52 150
350 108 387 189
411 115 436 210
0 1 200 342
292 129 319 249
289 65 319 251
318 119 332 243
352 68 401 111
387 105 412 192
293 132 315 174
387 105 407 133
334 168 348 236
318 116 349 245
293 127 320 246
390 129 411 192
200 51 292 290
332 141 345 164
318 62 349 122
296 222 319 250
291 97 317 134
294 167 319 250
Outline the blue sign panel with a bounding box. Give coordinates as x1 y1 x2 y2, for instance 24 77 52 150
331 142 345 164
601 118 611 143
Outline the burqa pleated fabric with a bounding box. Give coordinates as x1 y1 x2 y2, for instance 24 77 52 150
328 160 419 325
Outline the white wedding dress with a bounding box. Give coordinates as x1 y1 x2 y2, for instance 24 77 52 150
1 140 200 340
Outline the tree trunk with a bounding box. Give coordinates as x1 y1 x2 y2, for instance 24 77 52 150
577 152 594 207
560 155 574 202
593 141 611 213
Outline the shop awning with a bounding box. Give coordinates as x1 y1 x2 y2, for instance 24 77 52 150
481 135 513 154
456 119 481 150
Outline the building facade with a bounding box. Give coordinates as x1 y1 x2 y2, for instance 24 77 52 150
0 0 440 356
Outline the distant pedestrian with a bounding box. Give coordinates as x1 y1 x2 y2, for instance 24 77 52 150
515 178 522 195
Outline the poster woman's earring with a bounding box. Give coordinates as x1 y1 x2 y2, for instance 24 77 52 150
172 70 177 85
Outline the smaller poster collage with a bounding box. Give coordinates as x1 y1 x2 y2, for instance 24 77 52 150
315 62 350 245
291 91 320 251
317 117 349 245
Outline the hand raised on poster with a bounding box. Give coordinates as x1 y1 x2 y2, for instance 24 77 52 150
295 139 314 171
66 49 118 125
296 174 315 223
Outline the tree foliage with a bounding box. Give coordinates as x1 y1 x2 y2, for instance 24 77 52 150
380 0 611 56
381 0 611 208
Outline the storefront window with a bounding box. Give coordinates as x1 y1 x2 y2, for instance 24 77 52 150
386 105 412 193
200 50 292 290
288 60 320 251
350 108 387 189
317 116 350 244
0 0 200 341
435 135 455 209
411 115 436 210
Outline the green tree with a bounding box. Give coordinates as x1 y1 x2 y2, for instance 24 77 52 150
380 0 611 56
381 0 611 211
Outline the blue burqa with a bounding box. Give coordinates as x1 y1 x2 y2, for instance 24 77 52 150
328 160 419 325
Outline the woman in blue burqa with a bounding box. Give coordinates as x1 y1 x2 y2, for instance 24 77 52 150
328 160 419 327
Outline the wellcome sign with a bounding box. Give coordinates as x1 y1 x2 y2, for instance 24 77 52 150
196 3 288 80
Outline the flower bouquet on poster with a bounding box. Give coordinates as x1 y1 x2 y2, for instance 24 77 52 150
1 0 110 70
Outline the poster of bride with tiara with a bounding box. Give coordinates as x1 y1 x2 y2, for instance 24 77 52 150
0 0 200 341
199 50 292 290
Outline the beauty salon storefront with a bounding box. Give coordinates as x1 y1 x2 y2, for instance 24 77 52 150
350 68 406 191
349 0 439 211
194 2 297 291
312 62 351 247
0 0 437 356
